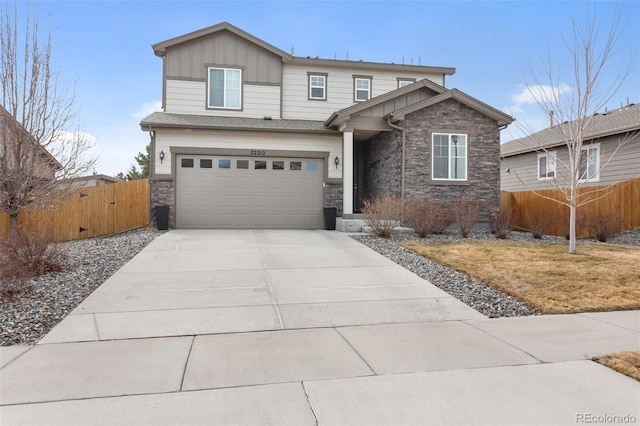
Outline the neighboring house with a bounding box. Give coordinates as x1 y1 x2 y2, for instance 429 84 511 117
501 102 640 192
58 174 123 189
140 22 513 230
0 105 61 181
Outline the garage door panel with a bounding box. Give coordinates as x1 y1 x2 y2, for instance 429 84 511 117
177 155 324 229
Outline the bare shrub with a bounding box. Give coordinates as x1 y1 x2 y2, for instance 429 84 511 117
362 196 404 238
559 210 586 240
452 200 481 238
585 210 623 242
525 208 557 239
489 207 515 239
0 227 65 286
406 201 451 238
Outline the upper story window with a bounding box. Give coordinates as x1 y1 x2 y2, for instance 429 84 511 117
208 67 242 109
432 133 467 181
354 76 372 102
579 144 599 181
308 73 327 100
307 73 327 101
397 78 415 88
538 151 556 180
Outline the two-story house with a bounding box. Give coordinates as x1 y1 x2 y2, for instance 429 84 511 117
140 22 513 230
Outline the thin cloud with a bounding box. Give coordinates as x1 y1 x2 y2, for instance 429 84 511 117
131 101 162 120
509 83 573 114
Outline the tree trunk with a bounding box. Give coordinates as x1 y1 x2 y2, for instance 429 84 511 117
569 189 577 255
9 213 18 239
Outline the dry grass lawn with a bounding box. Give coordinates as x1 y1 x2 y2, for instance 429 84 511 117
596 351 640 381
402 240 640 314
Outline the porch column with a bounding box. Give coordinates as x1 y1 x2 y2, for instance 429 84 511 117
342 131 354 217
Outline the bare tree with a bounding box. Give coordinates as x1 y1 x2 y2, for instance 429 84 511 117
0 4 96 236
514 7 635 254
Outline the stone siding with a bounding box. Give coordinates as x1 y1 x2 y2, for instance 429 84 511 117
363 98 501 219
323 182 343 216
150 177 175 228
363 130 402 200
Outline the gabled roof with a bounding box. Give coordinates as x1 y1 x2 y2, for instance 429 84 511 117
140 112 337 135
325 79 448 128
501 103 640 157
152 22 293 60
388 89 514 127
325 80 513 129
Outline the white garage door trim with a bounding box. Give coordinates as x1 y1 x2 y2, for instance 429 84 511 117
176 155 324 229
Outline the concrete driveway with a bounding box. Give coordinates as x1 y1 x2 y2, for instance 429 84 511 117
37 229 483 343
1 230 639 425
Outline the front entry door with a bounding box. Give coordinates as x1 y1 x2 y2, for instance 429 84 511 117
353 141 366 212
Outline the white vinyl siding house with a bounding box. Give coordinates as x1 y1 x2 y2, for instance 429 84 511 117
143 22 516 230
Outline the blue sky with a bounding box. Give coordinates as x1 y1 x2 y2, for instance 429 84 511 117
19 0 640 176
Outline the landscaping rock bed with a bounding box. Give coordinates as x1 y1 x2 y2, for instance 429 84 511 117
1 226 638 346
352 227 640 318
0 229 162 346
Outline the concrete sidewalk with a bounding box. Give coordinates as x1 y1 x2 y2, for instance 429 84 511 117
1 230 639 425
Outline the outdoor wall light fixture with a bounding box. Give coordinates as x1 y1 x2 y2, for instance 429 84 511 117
159 150 165 164
334 156 340 169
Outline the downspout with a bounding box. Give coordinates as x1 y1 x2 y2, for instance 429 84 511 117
386 115 405 209
148 127 155 227
148 127 155 176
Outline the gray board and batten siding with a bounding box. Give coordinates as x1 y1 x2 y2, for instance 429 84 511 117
161 30 284 84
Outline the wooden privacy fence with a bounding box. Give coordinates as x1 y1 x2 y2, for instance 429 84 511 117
501 178 640 238
0 179 150 242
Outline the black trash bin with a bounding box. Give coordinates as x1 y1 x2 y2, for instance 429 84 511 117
323 207 337 230
154 205 169 230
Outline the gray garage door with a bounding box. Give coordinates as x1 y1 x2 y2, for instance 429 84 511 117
176 155 324 229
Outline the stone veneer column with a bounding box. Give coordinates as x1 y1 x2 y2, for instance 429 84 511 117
342 131 353 216
150 177 175 228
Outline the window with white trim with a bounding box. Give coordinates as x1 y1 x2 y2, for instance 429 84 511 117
208 67 242 109
309 74 326 100
538 152 556 179
354 77 371 101
579 145 599 181
432 133 467 180
398 79 414 88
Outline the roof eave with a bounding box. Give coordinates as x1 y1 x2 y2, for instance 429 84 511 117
325 79 447 128
390 89 514 127
140 121 338 136
291 57 455 75
502 120 640 157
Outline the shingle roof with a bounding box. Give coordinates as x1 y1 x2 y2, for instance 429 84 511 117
501 103 640 157
140 112 337 134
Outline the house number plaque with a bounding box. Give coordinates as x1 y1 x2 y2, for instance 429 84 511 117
250 150 266 156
